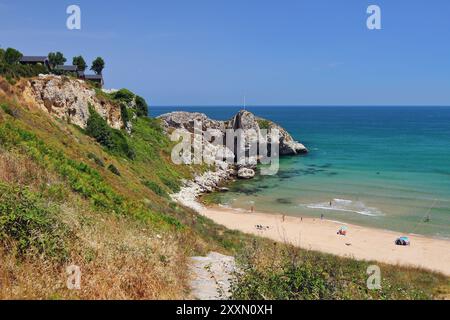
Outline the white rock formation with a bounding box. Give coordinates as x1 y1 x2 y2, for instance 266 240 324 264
237 167 256 179
21 74 123 130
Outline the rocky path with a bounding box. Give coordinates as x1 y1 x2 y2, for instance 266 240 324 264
189 252 236 300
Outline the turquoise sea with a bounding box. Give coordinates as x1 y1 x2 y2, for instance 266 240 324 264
152 106 450 238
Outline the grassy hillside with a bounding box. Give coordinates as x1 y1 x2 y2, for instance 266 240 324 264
0 76 448 300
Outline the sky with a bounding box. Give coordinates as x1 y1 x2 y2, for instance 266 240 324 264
0 0 449 106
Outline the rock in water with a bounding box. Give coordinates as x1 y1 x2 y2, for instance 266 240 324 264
238 167 256 179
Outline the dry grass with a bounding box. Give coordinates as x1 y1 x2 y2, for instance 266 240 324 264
0 150 52 187
0 195 190 300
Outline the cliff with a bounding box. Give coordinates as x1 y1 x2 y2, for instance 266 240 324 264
158 110 308 156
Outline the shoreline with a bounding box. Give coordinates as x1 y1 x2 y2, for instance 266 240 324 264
199 205 450 277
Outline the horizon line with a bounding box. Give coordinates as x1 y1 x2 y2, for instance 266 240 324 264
151 105 450 108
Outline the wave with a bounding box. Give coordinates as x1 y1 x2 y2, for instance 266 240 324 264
305 199 384 217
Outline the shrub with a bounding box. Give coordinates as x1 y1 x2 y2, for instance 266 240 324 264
120 103 130 125
230 242 431 300
4 48 23 65
111 89 134 104
1 103 18 118
257 119 271 130
0 183 69 261
160 176 180 193
135 95 149 117
86 105 135 159
108 164 121 176
87 152 105 167
143 180 168 198
86 105 114 148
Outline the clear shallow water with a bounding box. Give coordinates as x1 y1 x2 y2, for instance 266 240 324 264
152 106 450 238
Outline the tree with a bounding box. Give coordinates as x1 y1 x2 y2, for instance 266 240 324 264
91 57 105 75
0 48 5 62
135 95 149 117
4 48 23 65
48 52 66 68
72 55 87 71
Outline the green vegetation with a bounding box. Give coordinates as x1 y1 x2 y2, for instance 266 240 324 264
0 48 48 83
72 55 87 72
1 103 18 118
48 52 66 69
111 88 134 103
257 119 271 130
143 180 168 198
108 164 121 176
231 241 448 300
85 105 135 159
87 152 105 167
91 57 105 75
4 48 23 65
0 73 448 300
0 183 69 261
135 95 149 117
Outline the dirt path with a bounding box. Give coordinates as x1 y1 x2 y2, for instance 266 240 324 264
189 252 236 300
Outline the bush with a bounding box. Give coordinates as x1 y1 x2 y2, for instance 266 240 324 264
120 103 130 125
135 95 149 117
108 164 121 176
86 105 135 159
86 105 114 148
231 242 431 300
4 48 23 65
0 183 69 261
160 176 180 193
111 89 134 104
257 119 271 130
87 152 105 167
144 180 168 198
1 103 18 118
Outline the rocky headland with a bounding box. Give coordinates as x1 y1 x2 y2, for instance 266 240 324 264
157 110 308 211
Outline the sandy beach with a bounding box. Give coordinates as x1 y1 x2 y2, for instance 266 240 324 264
200 206 450 276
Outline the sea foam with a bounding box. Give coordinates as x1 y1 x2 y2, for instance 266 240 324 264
306 199 384 217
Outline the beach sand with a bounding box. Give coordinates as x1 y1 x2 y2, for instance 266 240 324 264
200 206 450 276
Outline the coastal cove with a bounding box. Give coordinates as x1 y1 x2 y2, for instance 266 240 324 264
153 106 450 239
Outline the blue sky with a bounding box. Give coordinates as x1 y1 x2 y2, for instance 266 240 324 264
1 0 449 106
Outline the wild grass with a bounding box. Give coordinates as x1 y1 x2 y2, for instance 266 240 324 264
0 82 449 300
230 240 450 300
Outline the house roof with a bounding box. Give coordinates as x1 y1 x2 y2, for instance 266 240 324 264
85 74 103 80
20 56 48 63
56 65 78 72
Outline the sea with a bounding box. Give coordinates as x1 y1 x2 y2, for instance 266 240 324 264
152 106 450 239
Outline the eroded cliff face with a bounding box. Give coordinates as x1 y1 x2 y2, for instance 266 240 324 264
18 75 123 130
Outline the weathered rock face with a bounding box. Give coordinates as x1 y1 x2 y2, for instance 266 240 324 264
21 75 123 130
158 109 308 156
159 111 225 133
